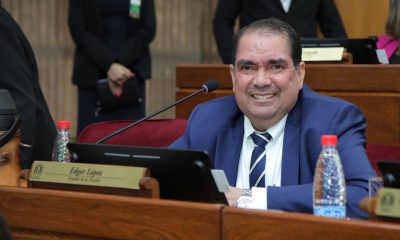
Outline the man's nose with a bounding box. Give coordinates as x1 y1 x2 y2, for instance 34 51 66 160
254 69 272 86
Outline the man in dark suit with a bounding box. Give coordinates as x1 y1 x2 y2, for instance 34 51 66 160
213 0 347 63
0 3 56 169
170 18 375 218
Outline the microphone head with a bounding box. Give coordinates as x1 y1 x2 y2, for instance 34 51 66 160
202 80 219 93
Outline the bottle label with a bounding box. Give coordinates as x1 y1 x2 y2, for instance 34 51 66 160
314 206 346 218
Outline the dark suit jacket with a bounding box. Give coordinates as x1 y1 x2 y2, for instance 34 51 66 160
170 85 375 218
0 7 56 169
213 0 348 63
68 0 156 87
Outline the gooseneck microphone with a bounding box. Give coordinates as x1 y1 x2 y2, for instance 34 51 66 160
95 80 219 144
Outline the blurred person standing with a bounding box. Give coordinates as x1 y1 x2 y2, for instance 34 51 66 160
378 0 400 64
0 1 56 169
68 0 156 135
213 0 347 64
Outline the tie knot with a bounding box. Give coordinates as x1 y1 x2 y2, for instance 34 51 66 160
251 132 272 148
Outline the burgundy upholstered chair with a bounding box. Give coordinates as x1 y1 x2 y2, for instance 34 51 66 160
77 119 187 147
366 144 400 175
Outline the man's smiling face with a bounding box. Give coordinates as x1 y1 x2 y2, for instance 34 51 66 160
230 30 305 131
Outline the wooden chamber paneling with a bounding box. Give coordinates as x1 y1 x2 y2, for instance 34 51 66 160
0 186 222 240
223 207 400 240
335 0 389 38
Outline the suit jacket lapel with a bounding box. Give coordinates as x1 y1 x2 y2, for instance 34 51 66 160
214 116 244 186
281 91 302 186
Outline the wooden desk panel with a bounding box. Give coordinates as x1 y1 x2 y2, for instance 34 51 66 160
176 64 400 145
0 186 223 240
222 207 400 240
3 186 400 239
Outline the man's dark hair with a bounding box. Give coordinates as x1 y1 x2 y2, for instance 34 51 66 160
232 17 302 68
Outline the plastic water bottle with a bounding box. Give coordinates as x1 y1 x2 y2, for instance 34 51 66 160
51 120 71 162
313 135 346 218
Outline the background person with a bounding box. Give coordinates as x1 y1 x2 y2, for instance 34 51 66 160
171 18 375 218
377 0 400 64
0 2 56 169
213 0 347 63
68 0 156 135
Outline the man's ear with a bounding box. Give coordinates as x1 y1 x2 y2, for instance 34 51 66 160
297 61 305 89
230 64 236 91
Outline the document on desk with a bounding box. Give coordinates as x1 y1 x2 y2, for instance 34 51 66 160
376 49 389 64
211 169 230 193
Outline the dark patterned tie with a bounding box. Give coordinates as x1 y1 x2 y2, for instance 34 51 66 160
249 132 272 187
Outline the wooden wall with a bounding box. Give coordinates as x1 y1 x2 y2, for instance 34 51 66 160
0 0 390 136
336 0 389 38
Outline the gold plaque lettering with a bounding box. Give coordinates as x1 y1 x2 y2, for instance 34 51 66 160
302 47 344 61
30 161 147 190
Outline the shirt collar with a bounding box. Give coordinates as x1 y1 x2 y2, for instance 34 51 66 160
280 0 292 13
244 115 288 141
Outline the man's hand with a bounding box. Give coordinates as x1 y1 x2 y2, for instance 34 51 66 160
225 186 242 206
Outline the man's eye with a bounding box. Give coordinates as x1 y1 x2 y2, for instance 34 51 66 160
240 65 254 71
272 65 283 70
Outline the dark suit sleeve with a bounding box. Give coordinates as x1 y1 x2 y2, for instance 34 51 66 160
0 8 56 168
317 0 347 38
268 104 373 219
0 25 37 167
212 0 242 64
68 0 115 72
116 0 156 67
169 106 198 149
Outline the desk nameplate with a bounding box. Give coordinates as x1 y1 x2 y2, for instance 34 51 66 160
29 161 146 190
376 188 400 219
302 47 344 61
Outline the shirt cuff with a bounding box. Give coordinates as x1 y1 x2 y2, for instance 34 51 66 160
251 187 267 210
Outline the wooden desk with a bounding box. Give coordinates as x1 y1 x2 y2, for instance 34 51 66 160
176 64 400 145
222 207 400 240
0 186 223 240
2 186 400 239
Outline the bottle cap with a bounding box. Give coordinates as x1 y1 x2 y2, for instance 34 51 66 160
57 120 70 129
321 135 337 145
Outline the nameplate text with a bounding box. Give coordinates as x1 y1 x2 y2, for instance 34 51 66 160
30 161 146 190
302 47 344 61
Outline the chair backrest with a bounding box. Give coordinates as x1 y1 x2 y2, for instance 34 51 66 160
366 144 400 175
77 119 187 147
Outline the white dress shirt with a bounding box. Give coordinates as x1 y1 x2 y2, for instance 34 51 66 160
236 115 287 209
280 0 292 13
